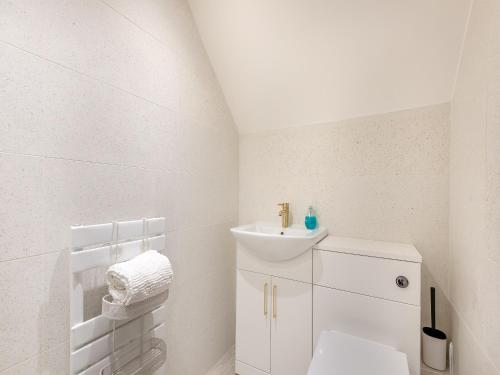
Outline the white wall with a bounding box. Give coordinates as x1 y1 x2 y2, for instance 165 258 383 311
189 0 471 133
239 104 452 358
449 0 500 373
0 1 238 374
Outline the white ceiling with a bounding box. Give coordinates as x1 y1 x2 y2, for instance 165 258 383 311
188 0 471 134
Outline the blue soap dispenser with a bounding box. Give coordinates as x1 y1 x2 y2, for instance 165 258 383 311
305 206 317 230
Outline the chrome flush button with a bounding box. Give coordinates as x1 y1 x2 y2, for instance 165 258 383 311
396 275 409 288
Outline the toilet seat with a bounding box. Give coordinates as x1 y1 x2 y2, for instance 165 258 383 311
307 330 410 375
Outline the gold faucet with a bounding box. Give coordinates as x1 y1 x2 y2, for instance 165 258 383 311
277 203 290 228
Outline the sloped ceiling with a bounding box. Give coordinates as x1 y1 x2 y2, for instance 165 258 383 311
188 0 471 133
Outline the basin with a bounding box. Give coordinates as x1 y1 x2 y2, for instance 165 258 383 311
230 222 328 262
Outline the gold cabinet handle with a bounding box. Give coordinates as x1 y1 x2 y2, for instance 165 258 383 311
272 285 277 319
264 283 268 316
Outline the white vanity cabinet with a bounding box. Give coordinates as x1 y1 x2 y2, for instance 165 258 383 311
234 234 422 375
236 270 271 373
270 277 312 375
235 249 313 375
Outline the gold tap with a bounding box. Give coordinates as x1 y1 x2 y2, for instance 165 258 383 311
277 203 290 228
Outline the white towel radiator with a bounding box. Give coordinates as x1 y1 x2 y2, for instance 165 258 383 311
70 217 168 375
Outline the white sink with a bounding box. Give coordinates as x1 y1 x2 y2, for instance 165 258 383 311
230 222 328 262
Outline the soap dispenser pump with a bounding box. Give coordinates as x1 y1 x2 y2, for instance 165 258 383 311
305 206 317 230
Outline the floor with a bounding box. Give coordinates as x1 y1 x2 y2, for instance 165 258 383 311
204 346 443 375
205 347 235 375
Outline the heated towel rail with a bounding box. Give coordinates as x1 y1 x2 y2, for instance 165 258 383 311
70 217 167 375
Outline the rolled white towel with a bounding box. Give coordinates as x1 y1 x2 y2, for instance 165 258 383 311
106 250 174 306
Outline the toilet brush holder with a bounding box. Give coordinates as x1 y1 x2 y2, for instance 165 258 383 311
422 328 447 370
422 287 447 371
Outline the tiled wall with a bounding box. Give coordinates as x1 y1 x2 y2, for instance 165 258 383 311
0 1 238 374
239 103 452 352
449 0 500 373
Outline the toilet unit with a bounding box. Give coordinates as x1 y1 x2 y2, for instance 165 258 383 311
234 234 422 375
311 236 422 375
308 330 409 375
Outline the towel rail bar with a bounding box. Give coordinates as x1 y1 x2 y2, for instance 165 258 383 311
71 235 166 273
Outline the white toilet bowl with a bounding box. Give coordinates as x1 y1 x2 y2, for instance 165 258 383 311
308 330 410 375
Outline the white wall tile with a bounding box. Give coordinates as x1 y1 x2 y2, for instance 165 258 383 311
0 0 179 109
450 0 500 372
0 43 178 169
0 251 69 371
0 342 69 375
451 309 498 375
101 0 210 76
0 0 238 373
0 153 44 261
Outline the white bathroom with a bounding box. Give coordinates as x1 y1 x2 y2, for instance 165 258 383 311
0 1 498 375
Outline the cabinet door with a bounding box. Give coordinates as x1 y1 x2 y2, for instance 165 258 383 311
271 277 312 375
236 270 271 373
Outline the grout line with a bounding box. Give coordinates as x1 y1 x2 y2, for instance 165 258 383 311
0 150 179 174
204 346 235 375
0 340 69 373
98 0 218 85
0 221 236 265
0 38 177 114
449 299 500 373
0 149 145 169
450 0 475 100
99 0 240 134
98 0 178 57
0 248 67 264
